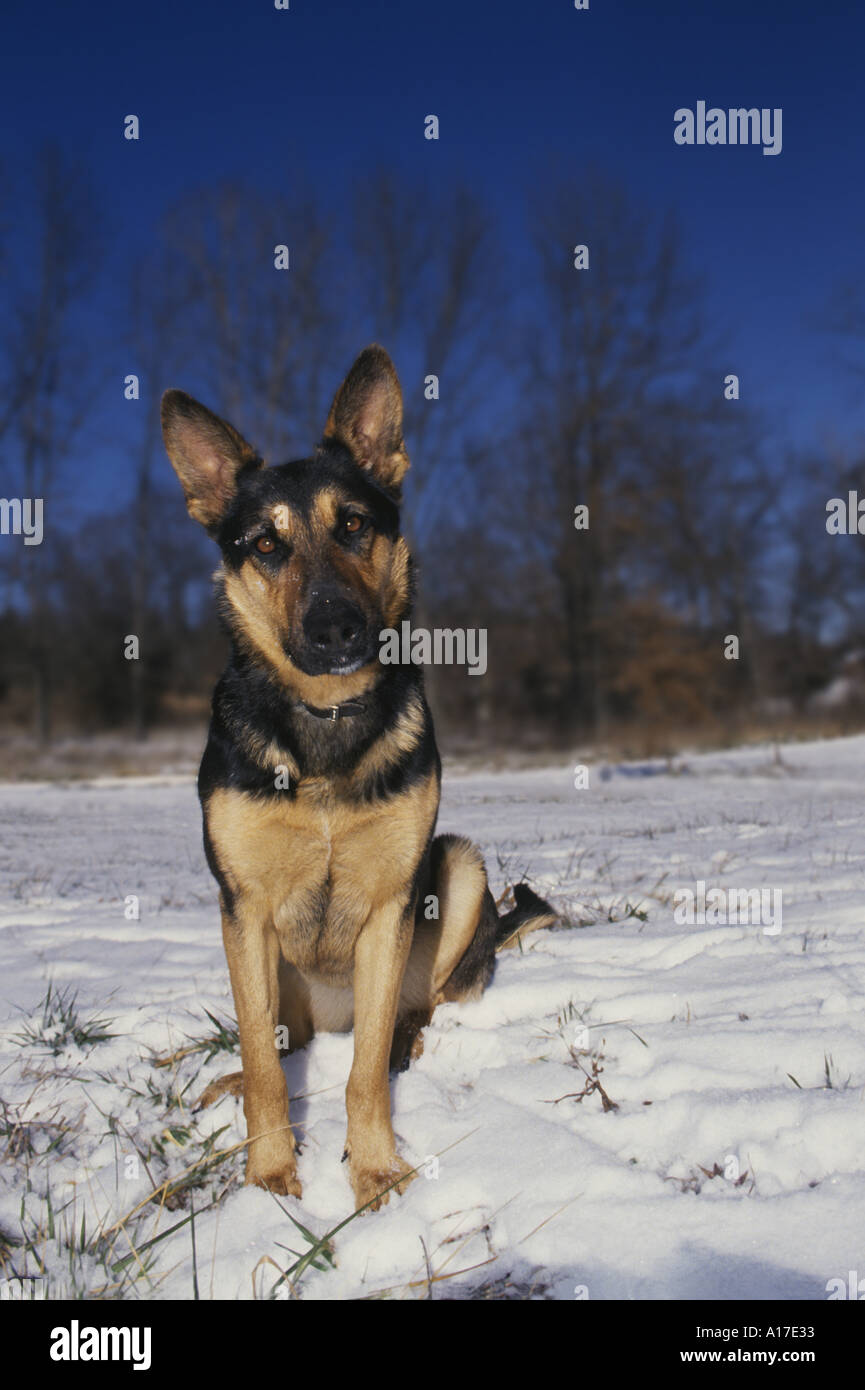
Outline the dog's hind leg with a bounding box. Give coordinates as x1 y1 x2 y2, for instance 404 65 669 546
393 835 558 1069
400 835 498 1016
389 836 495 1071
195 1070 244 1110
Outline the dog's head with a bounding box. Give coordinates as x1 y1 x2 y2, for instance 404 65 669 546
161 346 412 698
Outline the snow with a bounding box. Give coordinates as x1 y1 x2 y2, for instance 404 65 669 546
1 735 864 1300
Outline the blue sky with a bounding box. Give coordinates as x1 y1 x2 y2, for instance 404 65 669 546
4 0 864 512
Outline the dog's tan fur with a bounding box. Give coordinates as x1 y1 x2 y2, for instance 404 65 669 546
162 346 555 1211
204 779 484 1205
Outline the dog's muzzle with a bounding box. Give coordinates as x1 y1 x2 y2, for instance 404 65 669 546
295 593 375 675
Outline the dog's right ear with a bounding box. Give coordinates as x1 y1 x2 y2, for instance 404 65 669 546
161 390 262 534
323 345 409 498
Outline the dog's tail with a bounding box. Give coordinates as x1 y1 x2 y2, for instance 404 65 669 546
496 882 558 951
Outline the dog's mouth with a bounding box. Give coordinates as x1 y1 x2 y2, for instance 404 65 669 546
321 652 369 677
283 638 378 679
287 593 381 678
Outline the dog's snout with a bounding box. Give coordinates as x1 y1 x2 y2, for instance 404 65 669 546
303 594 365 655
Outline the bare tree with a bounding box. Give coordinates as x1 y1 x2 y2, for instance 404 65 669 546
155 180 344 456
0 146 102 739
120 245 208 738
352 172 502 537
523 169 770 736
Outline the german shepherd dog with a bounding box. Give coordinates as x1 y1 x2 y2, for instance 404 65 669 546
161 346 555 1212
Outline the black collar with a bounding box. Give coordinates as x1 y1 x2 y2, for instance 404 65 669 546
299 697 368 721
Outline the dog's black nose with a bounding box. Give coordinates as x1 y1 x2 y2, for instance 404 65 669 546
303 595 365 656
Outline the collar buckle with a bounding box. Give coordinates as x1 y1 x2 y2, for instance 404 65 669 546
298 696 367 721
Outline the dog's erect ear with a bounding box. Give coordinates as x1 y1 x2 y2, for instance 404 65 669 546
323 345 409 496
161 390 262 534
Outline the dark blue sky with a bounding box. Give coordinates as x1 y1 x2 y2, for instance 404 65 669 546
4 0 865 513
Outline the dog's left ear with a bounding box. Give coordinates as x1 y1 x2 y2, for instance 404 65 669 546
323 345 409 497
161 390 263 535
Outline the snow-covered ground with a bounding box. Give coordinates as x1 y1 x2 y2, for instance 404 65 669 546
1 736 863 1300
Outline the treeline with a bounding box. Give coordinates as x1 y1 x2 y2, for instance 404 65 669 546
1 151 864 753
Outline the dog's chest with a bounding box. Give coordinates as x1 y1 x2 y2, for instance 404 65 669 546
206 774 438 975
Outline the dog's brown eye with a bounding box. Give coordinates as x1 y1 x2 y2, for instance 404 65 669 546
256 535 276 554
344 515 364 534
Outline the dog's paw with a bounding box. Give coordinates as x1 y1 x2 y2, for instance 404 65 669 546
351 1155 416 1213
194 1071 244 1111
245 1161 302 1199
245 1137 302 1199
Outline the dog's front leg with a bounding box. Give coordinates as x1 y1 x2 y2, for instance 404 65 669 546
346 901 416 1211
222 906 301 1197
